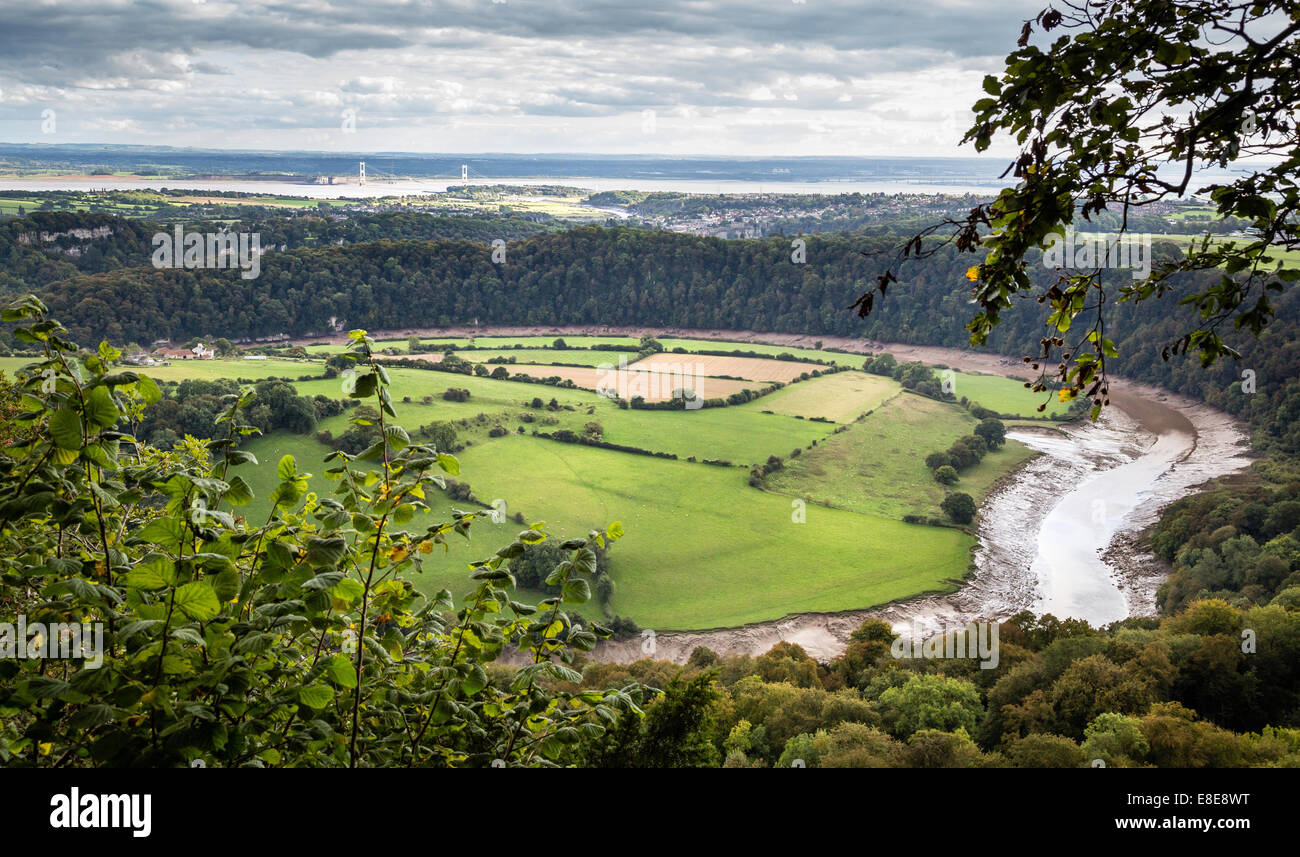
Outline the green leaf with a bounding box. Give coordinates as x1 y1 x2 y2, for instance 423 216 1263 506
298 684 335 709
436 453 460 475
69 703 115 730
174 581 221 622
26 676 71 699
224 475 254 506
137 375 162 405
573 548 597 575
383 424 410 451
349 372 378 399
460 665 487 696
330 578 365 603
49 408 83 450
277 455 297 480
304 536 347 567
124 556 174 591
212 569 240 603
545 561 571 586
81 442 113 468
326 653 358 689
544 662 583 683
302 571 345 591
562 578 590 605
271 480 304 510
86 386 119 428
138 517 185 549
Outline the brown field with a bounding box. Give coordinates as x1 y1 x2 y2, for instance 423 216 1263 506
628 353 815 383
379 352 444 363
504 365 758 403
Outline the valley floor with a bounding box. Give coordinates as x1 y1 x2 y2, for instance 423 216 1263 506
2 328 1235 639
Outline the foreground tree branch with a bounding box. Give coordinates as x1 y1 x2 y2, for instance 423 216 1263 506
856 0 1300 419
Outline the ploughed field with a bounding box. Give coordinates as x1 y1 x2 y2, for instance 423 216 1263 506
0 336 1067 630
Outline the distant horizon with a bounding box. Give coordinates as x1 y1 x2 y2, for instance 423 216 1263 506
0 142 1002 163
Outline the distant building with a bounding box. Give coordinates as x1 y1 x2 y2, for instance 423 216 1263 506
153 344 213 361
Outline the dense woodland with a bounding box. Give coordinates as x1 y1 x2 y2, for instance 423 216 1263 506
0 210 559 295
570 602 1300 768
16 212 1297 456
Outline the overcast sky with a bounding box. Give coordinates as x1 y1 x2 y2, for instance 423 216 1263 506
0 0 1045 156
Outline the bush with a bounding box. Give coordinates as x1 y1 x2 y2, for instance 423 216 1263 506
975 418 1007 448
934 465 959 485
418 420 457 451
946 441 977 470
941 492 977 524
925 452 952 471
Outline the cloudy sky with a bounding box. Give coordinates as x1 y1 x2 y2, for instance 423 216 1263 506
0 0 1045 156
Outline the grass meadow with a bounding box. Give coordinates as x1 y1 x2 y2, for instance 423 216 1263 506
0 335 1065 629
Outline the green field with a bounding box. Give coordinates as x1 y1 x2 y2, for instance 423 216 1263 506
304 334 844 364
229 430 972 629
0 185 600 220
766 392 1039 520
447 348 623 366
0 356 318 384
303 368 830 464
759 371 898 422
953 371 1071 418
1084 231 1300 267
444 436 972 628
654 338 845 364
0 337 1068 630
391 335 641 349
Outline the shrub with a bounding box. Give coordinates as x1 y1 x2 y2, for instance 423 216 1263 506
925 452 951 471
941 492 977 524
934 465 959 485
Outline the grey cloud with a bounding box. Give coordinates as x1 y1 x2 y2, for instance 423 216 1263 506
0 0 1038 152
